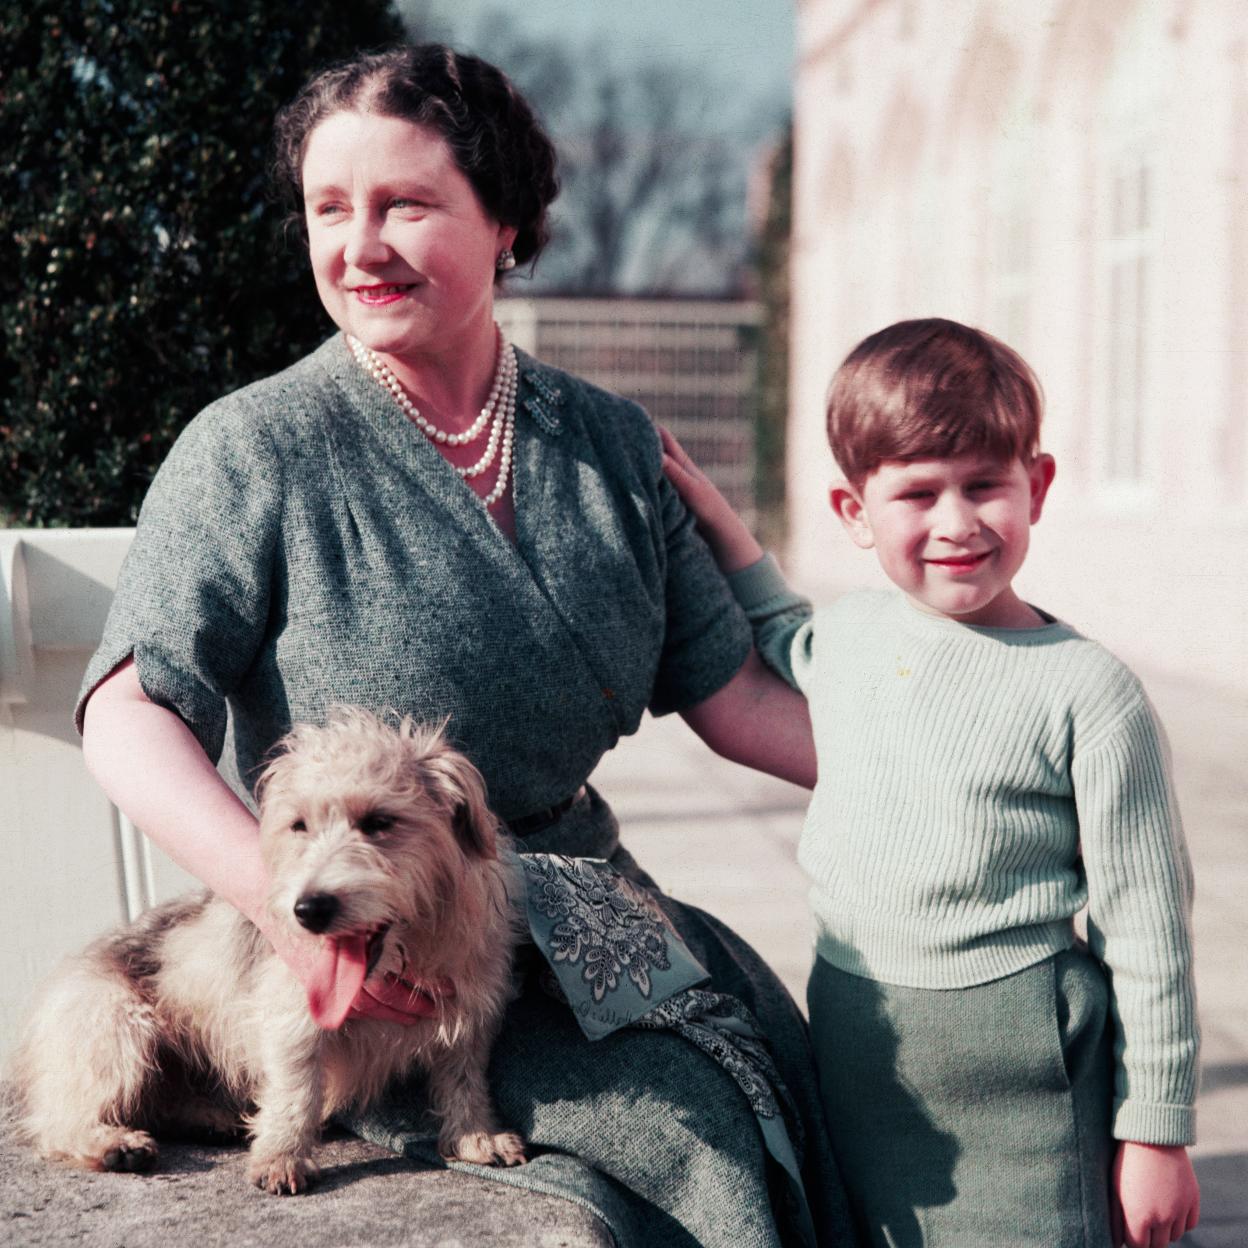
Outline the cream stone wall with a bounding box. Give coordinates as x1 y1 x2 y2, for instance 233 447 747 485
789 0 1248 691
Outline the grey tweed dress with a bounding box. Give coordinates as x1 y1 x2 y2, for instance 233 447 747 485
77 334 854 1248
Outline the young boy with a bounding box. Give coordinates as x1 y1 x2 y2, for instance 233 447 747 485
663 318 1200 1248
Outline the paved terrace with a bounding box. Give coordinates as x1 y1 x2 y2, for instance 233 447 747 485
2 667 1243 1246
605 666 1248 1248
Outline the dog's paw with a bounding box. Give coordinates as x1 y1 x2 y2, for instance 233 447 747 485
247 1152 319 1195
95 1129 158 1173
441 1129 528 1167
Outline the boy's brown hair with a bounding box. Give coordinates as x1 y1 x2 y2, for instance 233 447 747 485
826 318 1043 486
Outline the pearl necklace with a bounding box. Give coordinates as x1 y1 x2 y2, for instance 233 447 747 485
348 333 518 508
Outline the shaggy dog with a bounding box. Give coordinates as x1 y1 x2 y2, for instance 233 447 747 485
11 708 526 1193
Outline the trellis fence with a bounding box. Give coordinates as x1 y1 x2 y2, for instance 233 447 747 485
498 297 762 524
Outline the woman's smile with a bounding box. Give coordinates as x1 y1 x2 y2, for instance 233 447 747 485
351 283 419 306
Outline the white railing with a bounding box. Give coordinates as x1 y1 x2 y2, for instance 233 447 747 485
0 530 198 1057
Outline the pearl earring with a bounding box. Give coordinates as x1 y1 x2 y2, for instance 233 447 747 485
495 247 516 272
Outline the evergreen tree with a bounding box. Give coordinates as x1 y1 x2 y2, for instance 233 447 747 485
2 0 406 525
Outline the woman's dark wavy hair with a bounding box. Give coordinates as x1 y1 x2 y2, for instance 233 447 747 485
271 44 559 274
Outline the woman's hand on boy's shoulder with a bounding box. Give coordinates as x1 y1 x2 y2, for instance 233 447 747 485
1111 1140 1199 1247
659 425 764 573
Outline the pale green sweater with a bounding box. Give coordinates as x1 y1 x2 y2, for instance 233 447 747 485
732 556 1199 1146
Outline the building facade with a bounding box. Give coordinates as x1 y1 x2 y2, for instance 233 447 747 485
790 0 1248 690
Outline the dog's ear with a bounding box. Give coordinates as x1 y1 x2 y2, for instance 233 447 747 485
452 800 496 859
418 742 499 860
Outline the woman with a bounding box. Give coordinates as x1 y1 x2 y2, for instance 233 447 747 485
78 44 851 1247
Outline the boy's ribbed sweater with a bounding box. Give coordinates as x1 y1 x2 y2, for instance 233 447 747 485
731 556 1199 1145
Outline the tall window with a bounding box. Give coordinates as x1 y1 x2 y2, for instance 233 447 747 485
1095 2 1165 498
1103 160 1154 485
990 208 1031 352
987 100 1036 356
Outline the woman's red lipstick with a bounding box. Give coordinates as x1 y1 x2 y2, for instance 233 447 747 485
352 284 414 306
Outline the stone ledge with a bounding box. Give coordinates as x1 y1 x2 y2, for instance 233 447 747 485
0 1106 613 1248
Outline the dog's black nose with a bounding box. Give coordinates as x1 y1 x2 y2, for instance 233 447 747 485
293 892 339 934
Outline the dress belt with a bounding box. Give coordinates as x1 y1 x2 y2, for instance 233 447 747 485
506 786 587 838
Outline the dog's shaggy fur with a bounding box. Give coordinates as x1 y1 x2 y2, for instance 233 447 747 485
11 708 526 1193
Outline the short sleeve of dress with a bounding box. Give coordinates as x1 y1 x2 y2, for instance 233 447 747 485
74 399 283 764
647 474 752 716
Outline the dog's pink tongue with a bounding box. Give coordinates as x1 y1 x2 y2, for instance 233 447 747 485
305 934 369 1030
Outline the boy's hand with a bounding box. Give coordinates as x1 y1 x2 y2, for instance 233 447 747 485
660 425 764 573
1110 1141 1199 1247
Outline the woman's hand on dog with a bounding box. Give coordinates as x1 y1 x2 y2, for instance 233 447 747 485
82 664 454 1029
265 915 449 1025
349 972 455 1023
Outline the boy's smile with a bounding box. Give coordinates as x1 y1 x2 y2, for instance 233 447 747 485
831 453 1056 628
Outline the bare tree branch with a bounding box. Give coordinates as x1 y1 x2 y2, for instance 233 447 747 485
442 11 752 295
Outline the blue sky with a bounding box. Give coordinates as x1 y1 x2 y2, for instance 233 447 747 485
400 1 796 292
413 0 795 136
